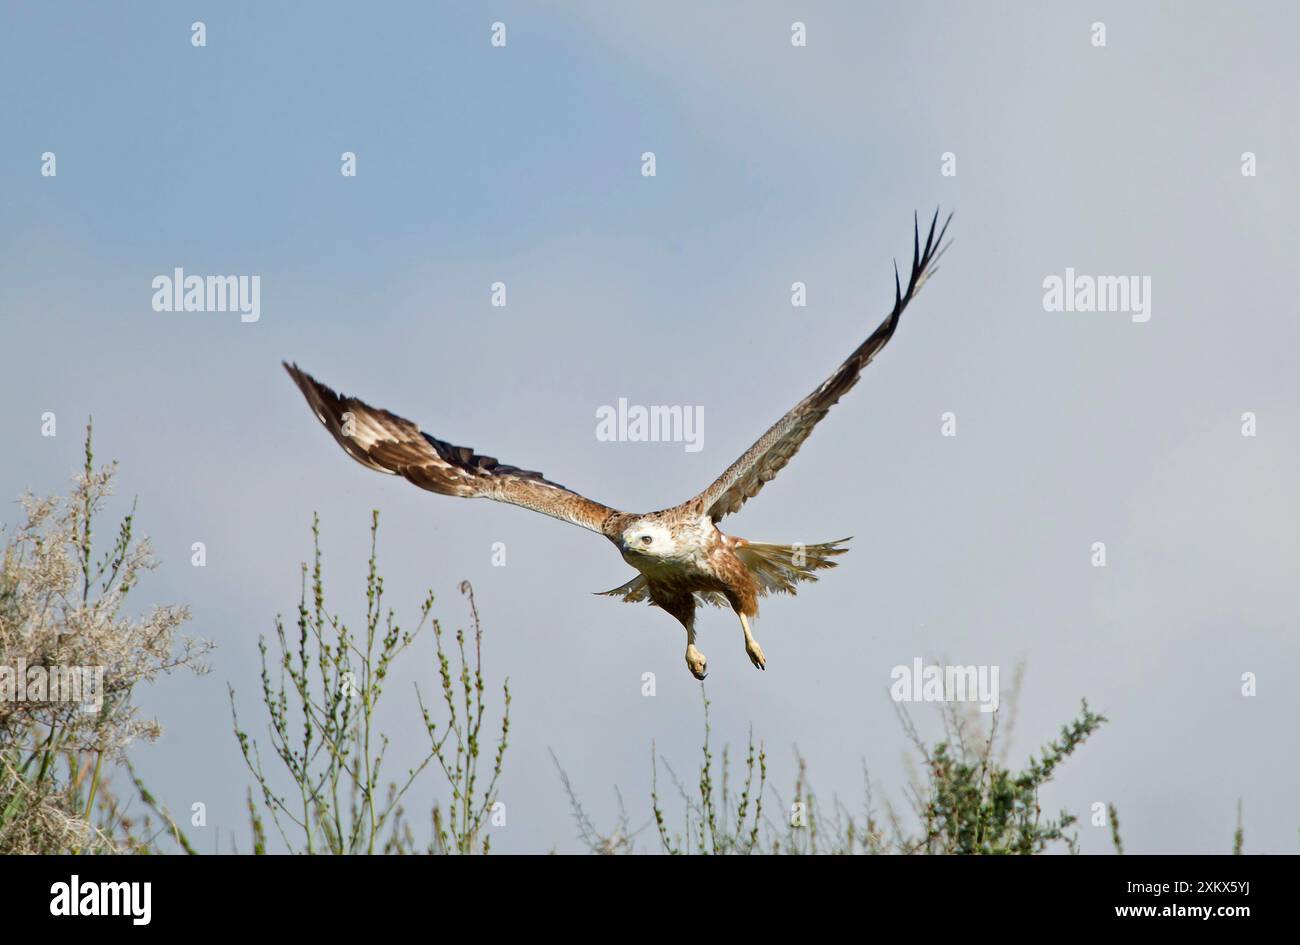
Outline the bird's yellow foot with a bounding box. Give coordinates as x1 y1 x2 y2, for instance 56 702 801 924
737 612 765 671
685 645 708 680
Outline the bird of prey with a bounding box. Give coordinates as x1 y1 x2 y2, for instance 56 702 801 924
285 210 950 679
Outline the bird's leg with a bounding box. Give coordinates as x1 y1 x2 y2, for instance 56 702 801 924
655 591 706 680
738 612 765 670
684 622 708 681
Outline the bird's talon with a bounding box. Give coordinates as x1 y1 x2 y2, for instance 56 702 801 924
686 646 708 680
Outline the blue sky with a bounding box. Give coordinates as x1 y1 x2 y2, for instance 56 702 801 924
2 1 1298 853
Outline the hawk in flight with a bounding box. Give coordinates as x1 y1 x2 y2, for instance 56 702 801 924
285 210 950 679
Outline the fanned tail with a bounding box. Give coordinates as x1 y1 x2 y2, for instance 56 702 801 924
596 538 851 609
734 537 851 596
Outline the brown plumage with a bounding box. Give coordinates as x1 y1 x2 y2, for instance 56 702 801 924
284 210 950 679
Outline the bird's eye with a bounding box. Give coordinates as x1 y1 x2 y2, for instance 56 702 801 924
640 535 653 545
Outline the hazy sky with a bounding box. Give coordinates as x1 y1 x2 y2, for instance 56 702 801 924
2 2 1297 853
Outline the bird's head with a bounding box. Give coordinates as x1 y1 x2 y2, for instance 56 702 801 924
619 520 678 560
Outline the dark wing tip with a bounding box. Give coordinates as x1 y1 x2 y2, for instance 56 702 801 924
283 360 309 386
878 207 953 329
903 206 955 296
282 361 331 408
932 207 953 250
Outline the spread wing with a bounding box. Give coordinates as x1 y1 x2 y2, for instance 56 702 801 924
283 363 618 535
691 209 951 522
